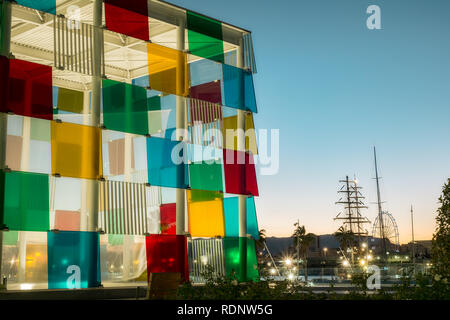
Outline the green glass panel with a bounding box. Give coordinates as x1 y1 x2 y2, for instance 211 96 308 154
0 170 4 228
2 230 18 245
187 11 224 64
102 79 149 135
1 171 49 232
57 87 84 114
223 237 259 282
189 189 223 202
147 95 161 111
30 118 50 141
189 161 223 192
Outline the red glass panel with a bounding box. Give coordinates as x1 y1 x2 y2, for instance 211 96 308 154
160 203 176 235
223 149 259 196
145 234 189 282
104 0 149 41
189 81 222 104
0 57 53 120
189 81 223 124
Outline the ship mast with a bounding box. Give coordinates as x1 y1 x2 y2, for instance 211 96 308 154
335 176 371 248
374 147 387 258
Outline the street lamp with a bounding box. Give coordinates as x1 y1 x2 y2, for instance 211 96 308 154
323 247 328 258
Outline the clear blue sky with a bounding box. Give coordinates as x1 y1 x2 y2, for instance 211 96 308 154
169 0 450 242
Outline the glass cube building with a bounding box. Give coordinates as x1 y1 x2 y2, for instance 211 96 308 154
0 0 259 290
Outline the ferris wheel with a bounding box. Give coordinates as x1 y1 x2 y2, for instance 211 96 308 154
371 211 400 252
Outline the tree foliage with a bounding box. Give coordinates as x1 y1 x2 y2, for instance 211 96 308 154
334 226 357 252
432 178 450 282
292 222 315 258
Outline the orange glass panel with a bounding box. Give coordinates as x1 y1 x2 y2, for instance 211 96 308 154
51 121 102 180
187 190 225 237
147 43 189 97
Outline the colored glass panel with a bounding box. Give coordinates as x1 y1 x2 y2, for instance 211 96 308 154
222 114 258 155
2 230 19 245
107 138 135 176
146 137 188 189
223 196 259 239
57 87 84 114
187 11 224 63
30 117 51 141
190 81 222 104
148 110 171 136
102 79 149 135
47 231 101 289
246 197 259 240
187 190 225 237
223 64 257 113
16 0 56 14
0 57 53 120
0 170 49 232
223 237 259 282
223 149 259 196
54 210 80 231
189 160 223 192
147 95 161 111
189 59 222 87
147 43 189 96
5 135 22 171
51 121 102 180
145 234 189 282
104 0 149 41
160 203 176 235
189 189 223 202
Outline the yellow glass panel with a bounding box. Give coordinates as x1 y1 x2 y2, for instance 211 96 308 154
51 121 102 180
187 190 225 237
222 113 258 155
147 43 189 97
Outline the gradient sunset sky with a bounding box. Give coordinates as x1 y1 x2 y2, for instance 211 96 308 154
170 0 450 243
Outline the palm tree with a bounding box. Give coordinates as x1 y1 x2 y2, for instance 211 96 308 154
292 222 316 282
334 226 357 264
255 229 267 251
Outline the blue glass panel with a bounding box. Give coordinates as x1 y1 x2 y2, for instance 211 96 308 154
47 231 101 289
224 196 259 239
16 0 56 14
161 94 176 131
146 137 188 189
223 64 257 113
52 87 58 107
132 75 149 88
164 127 176 140
246 197 259 240
223 197 239 237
